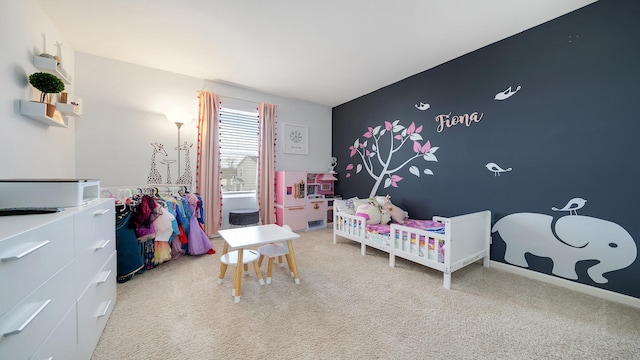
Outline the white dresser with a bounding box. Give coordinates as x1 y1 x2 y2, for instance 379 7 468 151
0 198 116 360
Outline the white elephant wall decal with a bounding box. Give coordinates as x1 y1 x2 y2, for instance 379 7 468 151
491 213 637 284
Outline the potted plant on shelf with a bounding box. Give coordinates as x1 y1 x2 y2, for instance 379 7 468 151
28 72 65 118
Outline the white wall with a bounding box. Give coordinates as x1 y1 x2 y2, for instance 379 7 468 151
74 53 332 187
73 53 332 228
1 0 76 178
3 0 332 229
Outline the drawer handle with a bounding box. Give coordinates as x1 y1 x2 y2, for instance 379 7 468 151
97 270 112 284
95 239 111 250
2 299 51 337
0 240 50 261
289 207 305 211
94 208 111 216
97 300 112 318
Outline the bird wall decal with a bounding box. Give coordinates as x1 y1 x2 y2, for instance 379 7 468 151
552 197 587 215
415 102 430 110
485 162 512 176
494 85 522 100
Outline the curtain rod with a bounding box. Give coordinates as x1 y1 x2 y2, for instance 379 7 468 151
197 90 260 106
220 95 260 106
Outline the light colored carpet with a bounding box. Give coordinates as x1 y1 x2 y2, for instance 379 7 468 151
92 228 640 359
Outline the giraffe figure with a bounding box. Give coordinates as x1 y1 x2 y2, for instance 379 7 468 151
53 41 64 65
53 41 67 77
175 141 193 186
41 33 49 54
147 143 168 184
160 159 176 184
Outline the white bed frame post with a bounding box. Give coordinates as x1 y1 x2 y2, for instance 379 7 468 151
441 217 453 290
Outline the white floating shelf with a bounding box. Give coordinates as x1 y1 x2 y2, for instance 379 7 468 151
55 103 82 117
32 55 72 85
20 100 68 128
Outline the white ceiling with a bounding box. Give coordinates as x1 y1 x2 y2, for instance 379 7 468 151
36 0 596 107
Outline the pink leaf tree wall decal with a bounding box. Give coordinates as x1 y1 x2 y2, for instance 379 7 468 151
344 120 440 197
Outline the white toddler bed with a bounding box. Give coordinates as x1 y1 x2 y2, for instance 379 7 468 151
333 210 491 289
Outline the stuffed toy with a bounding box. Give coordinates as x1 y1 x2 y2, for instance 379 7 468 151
380 209 392 224
333 198 356 215
375 195 407 224
355 203 382 225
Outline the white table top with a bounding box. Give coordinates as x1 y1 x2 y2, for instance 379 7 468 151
218 224 300 248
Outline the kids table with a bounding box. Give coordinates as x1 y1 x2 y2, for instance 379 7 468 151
217 224 300 303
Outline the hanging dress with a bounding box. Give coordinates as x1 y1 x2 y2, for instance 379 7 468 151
131 195 161 269
115 206 144 283
186 193 215 255
164 199 186 260
152 203 175 265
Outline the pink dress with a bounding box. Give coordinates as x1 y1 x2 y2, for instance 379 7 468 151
152 204 175 264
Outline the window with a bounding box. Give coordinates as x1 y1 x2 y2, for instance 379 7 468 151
219 108 259 193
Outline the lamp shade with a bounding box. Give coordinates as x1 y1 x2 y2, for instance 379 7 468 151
165 107 194 126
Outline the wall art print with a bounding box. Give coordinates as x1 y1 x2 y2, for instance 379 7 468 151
283 123 308 155
344 120 439 198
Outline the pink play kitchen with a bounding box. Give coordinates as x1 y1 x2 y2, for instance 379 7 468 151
275 171 339 231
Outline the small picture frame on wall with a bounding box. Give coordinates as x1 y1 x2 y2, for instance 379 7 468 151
283 123 308 155
68 95 83 117
59 92 83 117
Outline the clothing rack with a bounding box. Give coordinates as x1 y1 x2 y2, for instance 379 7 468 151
101 184 190 200
106 184 213 283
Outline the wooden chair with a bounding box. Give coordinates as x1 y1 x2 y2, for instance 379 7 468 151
257 225 294 284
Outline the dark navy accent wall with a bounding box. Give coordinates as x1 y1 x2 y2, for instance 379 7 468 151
332 0 640 298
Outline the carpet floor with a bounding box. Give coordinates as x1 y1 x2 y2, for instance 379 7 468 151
91 228 640 359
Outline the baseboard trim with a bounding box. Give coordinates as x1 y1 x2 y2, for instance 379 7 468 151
490 261 640 309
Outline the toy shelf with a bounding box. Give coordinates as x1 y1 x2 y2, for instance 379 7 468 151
32 55 72 85
20 100 68 128
55 103 82 117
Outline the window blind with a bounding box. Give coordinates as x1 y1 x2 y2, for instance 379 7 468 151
219 108 259 193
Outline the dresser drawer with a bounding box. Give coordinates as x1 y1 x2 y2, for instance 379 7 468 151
75 241 116 298
74 199 115 254
76 252 117 360
31 304 78 360
74 200 115 297
0 216 74 317
0 262 75 360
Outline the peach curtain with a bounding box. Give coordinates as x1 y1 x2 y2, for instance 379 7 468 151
257 102 277 224
195 91 223 236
